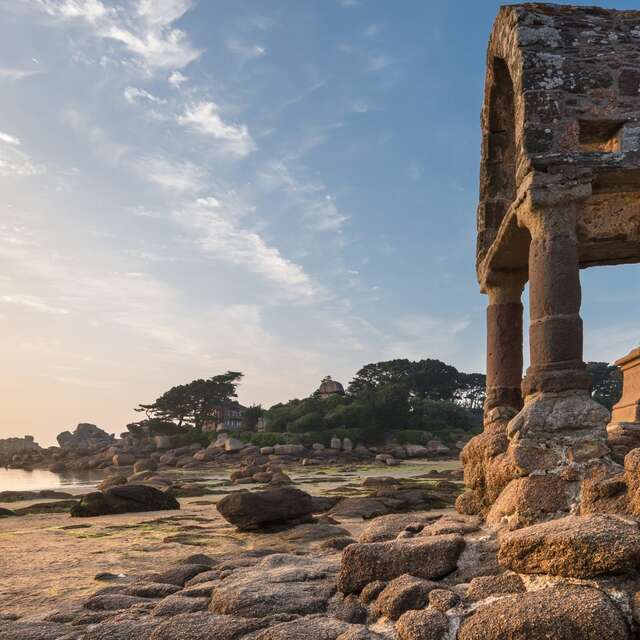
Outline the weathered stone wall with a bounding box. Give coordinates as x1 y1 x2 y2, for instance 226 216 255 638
478 4 640 269
608 347 640 461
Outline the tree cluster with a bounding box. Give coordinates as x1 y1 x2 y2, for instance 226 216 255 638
587 361 622 410
263 358 484 443
131 372 243 431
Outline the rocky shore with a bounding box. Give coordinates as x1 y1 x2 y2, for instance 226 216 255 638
4 471 640 640
0 424 459 477
0 463 463 639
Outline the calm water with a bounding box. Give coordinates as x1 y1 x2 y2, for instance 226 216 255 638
0 467 105 493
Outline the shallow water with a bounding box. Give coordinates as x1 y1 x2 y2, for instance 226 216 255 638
0 467 105 493
0 458 461 495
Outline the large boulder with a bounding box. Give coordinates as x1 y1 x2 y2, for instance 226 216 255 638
486 475 571 529
458 585 629 640
149 612 273 640
498 514 640 578
57 423 113 450
273 444 306 456
216 487 313 530
404 444 429 458
224 438 244 452
337 535 465 594
112 453 136 467
395 608 449 640
465 573 525 601
70 484 179 517
371 574 436 620
210 554 337 618
358 513 439 543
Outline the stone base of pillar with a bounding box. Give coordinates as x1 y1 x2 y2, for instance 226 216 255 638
607 422 640 464
484 387 523 418
521 364 591 396
458 389 620 529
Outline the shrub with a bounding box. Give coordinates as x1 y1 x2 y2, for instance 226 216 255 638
173 428 209 447
287 412 323 434
245 432 288 448
396 430 429 445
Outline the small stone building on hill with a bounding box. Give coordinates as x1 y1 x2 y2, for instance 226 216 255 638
316 376 345 399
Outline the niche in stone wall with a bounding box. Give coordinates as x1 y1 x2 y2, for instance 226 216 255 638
485 56 516 229
579 119 624 153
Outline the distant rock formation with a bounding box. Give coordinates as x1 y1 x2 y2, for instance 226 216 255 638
56 423 113 451
316 376 345 399
0 435 40 456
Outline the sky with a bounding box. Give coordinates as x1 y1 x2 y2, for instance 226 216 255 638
0 0 638 445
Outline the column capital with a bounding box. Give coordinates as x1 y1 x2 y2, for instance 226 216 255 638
517 200 579 240
483 269 527 304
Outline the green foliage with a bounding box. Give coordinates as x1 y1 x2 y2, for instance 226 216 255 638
287 412 323 434
347 358 486 409
135 371 243 431
241 404 262 431
587 361 622 410
146 419 181 437
325 402 370 430
396 430 430 445
172 427 210 447
409 398 471 432
367 383 410 430
242 432 289 447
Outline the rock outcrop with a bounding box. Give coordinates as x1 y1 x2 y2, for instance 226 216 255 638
57 423 113 451
498 514 640 578
70 484 179 517
458 585 630 640
337 535 464 594
216 487 314 530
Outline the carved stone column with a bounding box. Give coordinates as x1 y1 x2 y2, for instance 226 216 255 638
522 204 590 396
485 272 525 417
486 197 613 528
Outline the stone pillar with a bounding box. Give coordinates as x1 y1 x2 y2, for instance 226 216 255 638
489 202 612 528
485 273 525 417
522 205 591 397
607 347 640 461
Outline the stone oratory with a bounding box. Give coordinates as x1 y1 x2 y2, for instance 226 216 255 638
458 3 640 528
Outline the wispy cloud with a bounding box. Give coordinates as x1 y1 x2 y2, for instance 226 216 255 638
2 294 69 315
173 198 317 299
0 67 43 80
0 134 44 177
259 154 350 234
124 86 167 105
30 0 203 71
63 108 131 164
134 153 205 192
226 38 266 65
168 70 187 87
384 314 471 362
0 132 21 146
350 99 369 113
177 101 256 158
368 55 390 72
363 24 382 37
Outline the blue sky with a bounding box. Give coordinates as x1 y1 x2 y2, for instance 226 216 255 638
0 0 638 444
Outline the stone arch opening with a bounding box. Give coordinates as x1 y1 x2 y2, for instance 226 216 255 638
486 57 516 210
477 56 517 266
